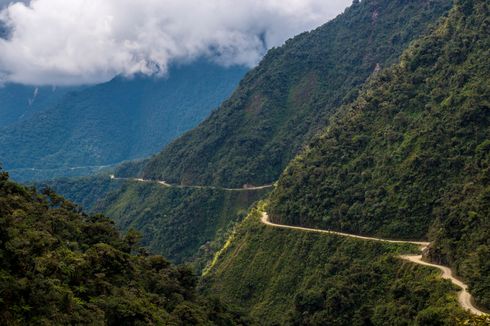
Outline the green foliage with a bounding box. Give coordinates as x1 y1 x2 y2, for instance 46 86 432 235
269 0 490 309
135 0 453 188
203 209 469 325
459 315 490 325
1 61 246 182
0 171 246 325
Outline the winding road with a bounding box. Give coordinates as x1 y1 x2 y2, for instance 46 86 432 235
109 173 486 316
260 211 487 316
110 175 274 191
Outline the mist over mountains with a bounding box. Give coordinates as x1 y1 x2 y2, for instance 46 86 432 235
0 0 350 85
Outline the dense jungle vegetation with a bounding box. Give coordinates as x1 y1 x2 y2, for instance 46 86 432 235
0 170 247 325
135 0 452 188
269 0 490 310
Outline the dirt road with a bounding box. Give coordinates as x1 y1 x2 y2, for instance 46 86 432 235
260 211 487 316
110 175 274 191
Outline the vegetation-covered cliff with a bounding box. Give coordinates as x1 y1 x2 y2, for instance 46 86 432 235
40 175 270 270
94 181 270 268
269 0 489 310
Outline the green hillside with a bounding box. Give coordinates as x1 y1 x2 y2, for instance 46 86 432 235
203 208 469 325
0 170 246 325
136 0 452 188
269 0 489 309
44 0 454 277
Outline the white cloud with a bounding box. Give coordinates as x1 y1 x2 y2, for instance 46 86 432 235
0 0 351 86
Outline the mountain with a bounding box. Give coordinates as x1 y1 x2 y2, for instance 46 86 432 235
48 0 454 273
131 0 453 188
202 1 490 323
267 0 489 310
0 170 246 325
18 0 490 323
0 61 246 181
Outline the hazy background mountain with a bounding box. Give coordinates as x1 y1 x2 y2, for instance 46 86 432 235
1 60 247 181
0 84 78 127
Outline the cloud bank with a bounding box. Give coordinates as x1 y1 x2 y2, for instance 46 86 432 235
0 0 351 86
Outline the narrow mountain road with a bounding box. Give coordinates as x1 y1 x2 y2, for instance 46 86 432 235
400 254 484 316
260 211 487 316
110 175 274 191
109 173 486 315
9 164 113 172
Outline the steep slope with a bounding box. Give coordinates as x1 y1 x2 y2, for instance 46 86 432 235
0 170 246 325
0 61 246 181
269 0 489 309
203 208 469 325
138 0 453 188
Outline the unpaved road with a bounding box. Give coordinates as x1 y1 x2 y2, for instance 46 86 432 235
260 212 487 316
108 173 486 315
110 175 274 191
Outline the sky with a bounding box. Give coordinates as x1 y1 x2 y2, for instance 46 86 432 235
0 0 352 86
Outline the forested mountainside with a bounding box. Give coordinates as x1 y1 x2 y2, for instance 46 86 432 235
0 61 246 181
0 84 78 128
203 208 469 325
269 0 490 310
45 0 454 275
134 0 452 188
0 170 246 325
